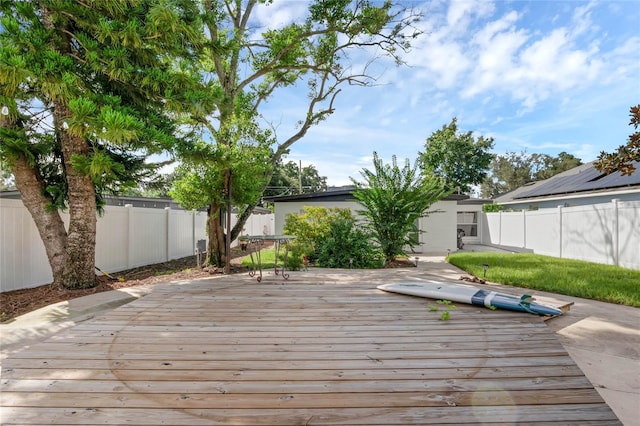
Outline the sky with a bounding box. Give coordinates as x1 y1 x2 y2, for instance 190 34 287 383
253 0 640 187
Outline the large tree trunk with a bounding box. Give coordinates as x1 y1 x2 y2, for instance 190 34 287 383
55 104 98 289
10 151 69 287
29 4 98 289
206 203 226 267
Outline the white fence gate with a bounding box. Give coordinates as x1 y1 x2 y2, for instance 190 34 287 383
482 199 640 270
0 198 274 292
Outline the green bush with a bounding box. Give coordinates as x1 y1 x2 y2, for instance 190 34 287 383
284 242 307 271
482 203 504 212
316 216 383 269
284 206 352 261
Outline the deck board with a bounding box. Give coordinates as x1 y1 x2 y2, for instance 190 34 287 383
1 278 621 425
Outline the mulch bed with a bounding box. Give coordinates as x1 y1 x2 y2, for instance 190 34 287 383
0 249 249 323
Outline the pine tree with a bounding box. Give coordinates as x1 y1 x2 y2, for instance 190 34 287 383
0 1 205 289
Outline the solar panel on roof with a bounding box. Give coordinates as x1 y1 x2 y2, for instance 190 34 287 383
515 161 640 199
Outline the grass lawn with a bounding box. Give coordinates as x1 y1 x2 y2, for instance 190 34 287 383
240 248 281 269
447 252 640 307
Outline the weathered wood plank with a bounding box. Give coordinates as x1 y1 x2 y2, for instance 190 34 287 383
0 365 586 381
1 355 581 371
0 278 620 425
2 376 596 393
10 344 569 360
1 404 620 425
45 332 558 345
2 388 605 408
22 340 563 354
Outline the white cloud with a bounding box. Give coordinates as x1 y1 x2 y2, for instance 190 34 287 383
571 1 598 37
252 0 309 29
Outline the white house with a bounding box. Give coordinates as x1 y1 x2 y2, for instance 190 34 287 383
266 187 468 254
457 197 492 245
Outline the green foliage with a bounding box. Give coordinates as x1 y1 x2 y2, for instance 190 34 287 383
428 300 457 321
482 203 504 213
595 104 640 176
0 0 207 288
285 242 306 271
447 252 640 307
315 216 383 269
481 151 582 198
170 143 272 211
535 151 583 180
0 158 16 190
0 0 206 208
419 118 494 194
352 152 449 264
181 0 419 265
283 206 353 261
264 159 328 197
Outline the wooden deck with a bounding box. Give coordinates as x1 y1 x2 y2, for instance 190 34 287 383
1 276 621 425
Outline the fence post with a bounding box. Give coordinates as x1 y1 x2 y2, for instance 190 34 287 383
126 204 134 268
165 207 171 262
522 210 527 248
192 210 197 256
612 199 619 266
557 205 563 259
498 210 502 246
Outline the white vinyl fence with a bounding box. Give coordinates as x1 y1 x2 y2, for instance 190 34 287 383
482 199 640 270
0 198 274 292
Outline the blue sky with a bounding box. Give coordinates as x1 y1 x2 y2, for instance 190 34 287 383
254 0 640 187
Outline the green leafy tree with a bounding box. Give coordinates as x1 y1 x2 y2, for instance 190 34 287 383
535 151 582 180
351 152 449 264
265 160 328 197
481 151 583 198
0 1 203 289
175 0 420 267
595 104 640 176
419 118 494 194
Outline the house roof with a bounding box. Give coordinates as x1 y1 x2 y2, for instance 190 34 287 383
265 187 468 203
494 161 640 204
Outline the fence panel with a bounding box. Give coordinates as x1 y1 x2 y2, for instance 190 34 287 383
1 199 273 292
525 209 560 257
482 199 639 270
0 199 52 291
498 211 525 248
562 204 616 265
169 209 197 259
95 206 130 272
616 201 640 270
129 207 168 268
484 212 502 245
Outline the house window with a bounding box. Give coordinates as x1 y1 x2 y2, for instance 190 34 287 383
457 211 478 237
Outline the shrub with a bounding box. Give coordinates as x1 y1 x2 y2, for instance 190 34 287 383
284 242 308 271
482 203 504 212
315 216 383 269
284 206 352 261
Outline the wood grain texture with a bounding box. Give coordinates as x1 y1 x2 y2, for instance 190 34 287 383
1 278 620 425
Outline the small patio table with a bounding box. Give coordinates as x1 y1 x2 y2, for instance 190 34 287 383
241 235 295 282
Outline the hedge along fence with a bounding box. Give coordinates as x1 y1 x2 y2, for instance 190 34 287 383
0 198 274 292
